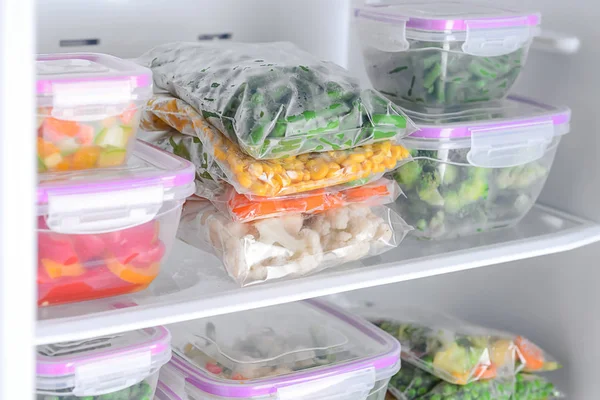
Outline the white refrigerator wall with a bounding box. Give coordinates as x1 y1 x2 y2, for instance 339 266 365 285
36 0 600 397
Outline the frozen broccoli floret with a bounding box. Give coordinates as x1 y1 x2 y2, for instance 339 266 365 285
468 167 491 180
441 164 459 186
458 177 488 205
413 150 441 171
416 219 428 231
417 170 444 206
495 167 520 190
513 163 547 188
395 161 423 190
443 191 462 214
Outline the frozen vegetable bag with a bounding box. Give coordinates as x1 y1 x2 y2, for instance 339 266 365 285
355 1 540 109
360 307 560 388
178 200 411 286
141 95 412 197
37 53 152 172
393 96 571 239
37 140 195 306
137 41 416 159
36 326 172 400
161 299 401 400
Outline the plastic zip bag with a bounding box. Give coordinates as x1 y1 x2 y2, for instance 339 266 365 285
142 95 412 197
213 177 402 223
178 200 412 286
363 308 560 386
137 41 416 159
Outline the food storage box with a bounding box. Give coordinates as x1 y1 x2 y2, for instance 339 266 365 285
37 140 195 306
392 96 571 239
37 53 152 172
160 299 401 400
355 1 541 109
36 326 172 400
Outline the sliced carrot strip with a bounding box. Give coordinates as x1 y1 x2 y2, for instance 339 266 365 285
515 336 545 371
107 259 160 285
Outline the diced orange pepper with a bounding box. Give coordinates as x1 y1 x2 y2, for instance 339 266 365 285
72 147 101 170
37 138 60 158
107 259 160 285
41 259 86 279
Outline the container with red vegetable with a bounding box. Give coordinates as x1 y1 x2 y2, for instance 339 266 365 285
37 53 152 172
37 140 195 306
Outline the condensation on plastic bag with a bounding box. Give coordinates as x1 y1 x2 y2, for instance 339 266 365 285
137 41 416 159
142 95 412 197
177 200 412 286
361 307 561 386
214 177 402 223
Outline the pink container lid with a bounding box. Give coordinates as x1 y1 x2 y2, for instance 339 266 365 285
355 1 540 32
37 52 152 96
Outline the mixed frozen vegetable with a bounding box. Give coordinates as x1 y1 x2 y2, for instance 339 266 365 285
36 379 155 400
138 41 414 159
37 105 140 172
392 144 556 239
37 217 166 306
142 95 411 197
178 201 409 286
388 363 560 400
363 42 526 109
373 318 559 386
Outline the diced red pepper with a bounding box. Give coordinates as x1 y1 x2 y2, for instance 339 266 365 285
72 234 106 262
205 362 223 375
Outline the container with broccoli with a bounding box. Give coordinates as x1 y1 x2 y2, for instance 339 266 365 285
137 41 415 159
355 2 540 110
392 97 571 239
36 327 171 400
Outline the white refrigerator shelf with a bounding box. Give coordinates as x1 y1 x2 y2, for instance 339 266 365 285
37 203 600 345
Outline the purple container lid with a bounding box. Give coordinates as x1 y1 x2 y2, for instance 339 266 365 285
37 53 152 95
36 326 171 376
355 1 540 32
406 96 571 140
37 140 195 207
167 299 401 398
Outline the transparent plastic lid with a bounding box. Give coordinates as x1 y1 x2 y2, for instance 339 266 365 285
168 299 400 399
355 1 540 32
404 96 571 168
355 1 540 55
37 140 195 234
37 53 152 108
36 326 172 397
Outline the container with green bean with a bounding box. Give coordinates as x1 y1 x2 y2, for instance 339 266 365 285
35 327 172 400
355 2 541 110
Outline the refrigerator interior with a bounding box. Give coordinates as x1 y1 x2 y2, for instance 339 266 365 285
29 0 600 398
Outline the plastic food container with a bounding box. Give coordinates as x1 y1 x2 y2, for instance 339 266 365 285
392 96 570 239
37 140 195 306
160 299 401 400
178 200 411 286
141 95 412 197
355 1 541 109
37 53 152 172
36 326 172 400
137 41 416 159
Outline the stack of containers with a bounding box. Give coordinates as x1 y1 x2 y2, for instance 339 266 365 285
155 299 402 400
35 326 172 399
36 53 195 306
136 41 418 285
359 307 562 400
355 1 572 239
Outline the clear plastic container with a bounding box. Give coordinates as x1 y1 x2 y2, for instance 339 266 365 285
160 299 401 400
37 140 195 306
37 53 152 172
36 326 172 400
391 96 571 239
355 1 541 109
